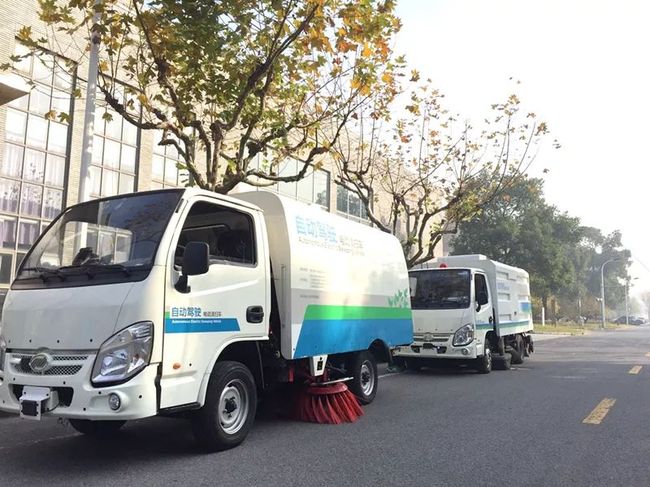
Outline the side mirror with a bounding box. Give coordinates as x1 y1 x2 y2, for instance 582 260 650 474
182 241 209 276
477 291 489 306
175 241 209 293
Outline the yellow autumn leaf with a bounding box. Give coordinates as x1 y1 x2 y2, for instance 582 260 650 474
17 26 32 42
362 44 372 57
98 60 109 72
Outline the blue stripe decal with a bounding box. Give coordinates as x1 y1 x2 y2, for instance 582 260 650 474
520 302 532 312
293 318 413 359
164 317 240 334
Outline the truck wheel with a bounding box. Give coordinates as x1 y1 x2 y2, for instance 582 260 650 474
475 343 492 374
493 353 512 370
510 335 525 365
192 361 257 452
69 419 126 437
349 351 378 405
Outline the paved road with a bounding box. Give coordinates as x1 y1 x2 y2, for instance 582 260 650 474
2 327 650 486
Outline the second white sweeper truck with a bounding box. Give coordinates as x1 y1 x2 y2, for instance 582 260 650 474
394 254 533 373
0 188 413 451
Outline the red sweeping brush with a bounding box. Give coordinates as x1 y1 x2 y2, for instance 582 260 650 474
293 382 364 424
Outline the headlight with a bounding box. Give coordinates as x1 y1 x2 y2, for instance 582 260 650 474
92 322 153 386
0 335 6 373
452 323 474 347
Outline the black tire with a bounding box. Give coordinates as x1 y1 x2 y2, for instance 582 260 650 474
493 353 512 370
510 335 525 365
475 341 492 374
192 361 257 452
349 351 378 405
69 419 126 437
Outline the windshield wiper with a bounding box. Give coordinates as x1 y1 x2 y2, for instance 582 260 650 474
19 267 67 281
59 263 132 277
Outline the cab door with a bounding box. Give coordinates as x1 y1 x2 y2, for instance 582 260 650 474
159 196 268 409
474 272 493 333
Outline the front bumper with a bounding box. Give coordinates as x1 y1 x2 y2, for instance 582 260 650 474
0 353 158 420
394 339 480 360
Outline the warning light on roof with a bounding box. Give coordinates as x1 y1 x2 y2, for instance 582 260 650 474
439 263 448 268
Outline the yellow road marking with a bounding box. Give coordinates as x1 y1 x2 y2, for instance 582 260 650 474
645 352 650 357
629 365 642 375
583 398 616 425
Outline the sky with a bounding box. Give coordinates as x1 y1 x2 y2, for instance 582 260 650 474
395 0 650 303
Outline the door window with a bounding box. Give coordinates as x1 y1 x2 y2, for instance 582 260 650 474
176 201 256 268
474 273 489 303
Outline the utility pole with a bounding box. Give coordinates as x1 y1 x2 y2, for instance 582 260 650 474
600 258 621 329
77 4 101 204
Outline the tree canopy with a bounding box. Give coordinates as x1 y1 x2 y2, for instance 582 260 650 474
10 0 402 193
333 80 555 268
452 176 630 318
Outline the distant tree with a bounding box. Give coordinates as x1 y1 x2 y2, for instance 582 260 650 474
452 177 582 316
7 0 402 193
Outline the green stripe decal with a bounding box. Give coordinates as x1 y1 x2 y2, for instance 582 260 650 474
303 305 412 321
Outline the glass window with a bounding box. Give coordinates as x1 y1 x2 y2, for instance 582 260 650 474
26 115 48 149
118 173 134 194
88 165 102 197
314 171 329 208
120 145 136 173
152 155 165 180
51 89 70 114
18 219 40 250
42 188 63 219
0 179 20 213
32 56 54 84
6 109 27 143
409 270 471 310
0 253 12 284
336 184 370 223
29 87 51 116
151 130 183 188
0 216 17 248
93 84 140 196
20 184 43 217
23 149 46 183
178 201 256 266
45 155 65 187
336 185 348 213
101 170 119 197
2 144 24 178
297 171 314 202
47 122 68 154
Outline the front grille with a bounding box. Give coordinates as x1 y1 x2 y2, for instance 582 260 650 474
413 333 450 343
9 352 89 376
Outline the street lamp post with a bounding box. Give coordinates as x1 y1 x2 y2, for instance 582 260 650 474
600 259 621 329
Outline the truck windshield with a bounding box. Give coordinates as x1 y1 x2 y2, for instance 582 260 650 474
13 190 183 289
409 269 471 310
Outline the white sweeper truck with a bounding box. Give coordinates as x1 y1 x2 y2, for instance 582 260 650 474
394 254 533 373
0 188 413 451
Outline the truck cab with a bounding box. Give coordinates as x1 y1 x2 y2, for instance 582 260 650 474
394 266 494 372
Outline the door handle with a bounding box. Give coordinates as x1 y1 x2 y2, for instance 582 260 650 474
246 306 264 323
489 316 494 324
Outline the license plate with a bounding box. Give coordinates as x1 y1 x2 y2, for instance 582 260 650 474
19 386 52 421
